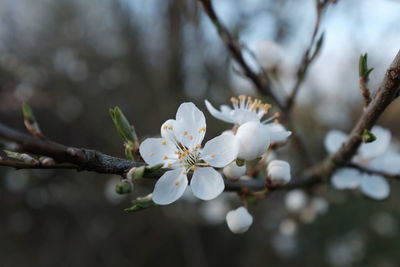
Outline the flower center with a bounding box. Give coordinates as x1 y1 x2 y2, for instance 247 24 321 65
230 95 271 113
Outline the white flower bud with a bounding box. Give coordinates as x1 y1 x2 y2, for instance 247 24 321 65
223 161 246 179
235 121 270 160
253 41 283 70
226 206 253 234
267 160 291 186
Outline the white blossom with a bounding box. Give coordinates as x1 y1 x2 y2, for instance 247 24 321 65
226 206 253 234
324 126 395 199
267 160 291 186
139 102 239 205
223 161 246 180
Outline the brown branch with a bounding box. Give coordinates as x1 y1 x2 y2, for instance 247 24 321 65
198 0 285 110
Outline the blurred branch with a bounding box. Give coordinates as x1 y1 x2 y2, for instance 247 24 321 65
286 0 332 112
198 0 285 110
346 163 400 180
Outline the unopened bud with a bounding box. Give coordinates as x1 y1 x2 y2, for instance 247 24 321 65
40 157 55 166
127 166 145 181
20 153 39 164
267 160 291 186
115 180 133 194
223 161 246 179
226 207 253 234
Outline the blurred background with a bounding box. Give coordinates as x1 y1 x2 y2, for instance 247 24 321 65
1 0 400 266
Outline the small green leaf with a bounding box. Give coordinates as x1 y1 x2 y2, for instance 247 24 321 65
109 107 136 143
362 129 376 143
22 103 36 123
359 53 374 81
124 194 155 213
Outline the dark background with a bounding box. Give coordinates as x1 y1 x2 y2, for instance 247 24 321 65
1 0 400 266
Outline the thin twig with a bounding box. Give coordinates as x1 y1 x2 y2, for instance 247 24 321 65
286 0 330 112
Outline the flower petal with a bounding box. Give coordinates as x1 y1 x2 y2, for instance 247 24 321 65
201 132 239 168
324 130 348 154
174 102 206 149
359 126 391 159
331 168 362 189
230 109 260 125
139 138 177 167
152 168 188 205
190 167 225 200
235 121 270 160
264 122 292 143
204 100 234 123
160 119 177 140
360 174 390 200
369 151 400 174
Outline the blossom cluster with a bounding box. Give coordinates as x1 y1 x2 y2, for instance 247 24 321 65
138 96 292 233
325 126 400 200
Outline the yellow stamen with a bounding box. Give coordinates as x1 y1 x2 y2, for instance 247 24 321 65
149 153 155 156
163 156 168 160
175 181 180 185
188 136 193 140
161 141 167 145
183 131 188 135
210 154 216 158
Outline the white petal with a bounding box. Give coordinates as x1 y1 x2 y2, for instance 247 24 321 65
369 151 400 174
190 167 225 200
230 109 260 125
324 130 348 154
139 138 177 167
174 102 206 149
360 174 390 200
359 126 391 159
204 100 234 123
264 122 292 143
226 206 253 234
160 119 176 140
235 121 270 160
331 168 362 189
201 132 239 168
152 168 188 205
223 161 246 179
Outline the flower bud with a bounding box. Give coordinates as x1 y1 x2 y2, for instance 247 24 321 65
226 206 253 234
223 161 246 179
115 180 133 195
235 121 270 160
267 160 291 186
